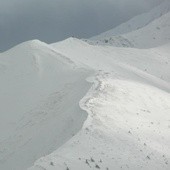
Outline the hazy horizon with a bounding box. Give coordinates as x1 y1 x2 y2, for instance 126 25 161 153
0 0 163 51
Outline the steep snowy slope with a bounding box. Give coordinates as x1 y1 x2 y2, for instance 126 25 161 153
52 38 170 86
89 11 170 48
1 2 170 169
121 12 170 48
90 1 170 48
92 0 170 40
29 77 170 170
0 40 92 170
28 38 170 170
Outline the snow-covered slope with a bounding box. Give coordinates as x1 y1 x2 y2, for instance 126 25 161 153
52 38 170 86
1 2 170 170
92 0 170 40
90 1 170 48
27 38 170 170
104 11 170 48
89 11 170 48
0 40 92 170
121 11 170 48
29 77 170 170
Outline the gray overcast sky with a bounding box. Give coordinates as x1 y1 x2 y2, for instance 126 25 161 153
0 0 163 51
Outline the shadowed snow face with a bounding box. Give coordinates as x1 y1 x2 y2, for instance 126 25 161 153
0 0 163 51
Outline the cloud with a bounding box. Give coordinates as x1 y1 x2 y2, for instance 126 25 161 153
0 0 163 51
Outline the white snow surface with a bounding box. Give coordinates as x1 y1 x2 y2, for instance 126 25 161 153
90 0 170 48
0 40 92 170
28 35 170 170
92 0 170 39
0 2 170 170
107 12 170 48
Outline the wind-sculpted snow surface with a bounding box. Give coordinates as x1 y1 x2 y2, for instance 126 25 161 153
0 40 92 170
29 74 170 170
52 38 170 87
28 37 170 170
1 2 170 169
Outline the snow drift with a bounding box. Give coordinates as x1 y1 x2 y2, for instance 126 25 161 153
0 40 91 170
0 1 170 170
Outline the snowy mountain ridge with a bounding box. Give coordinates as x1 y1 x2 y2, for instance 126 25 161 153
90 11 170 48
0 40 92 170
92 0 170 40
28 38 170 170
0 1 170 170
90 0 170 48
